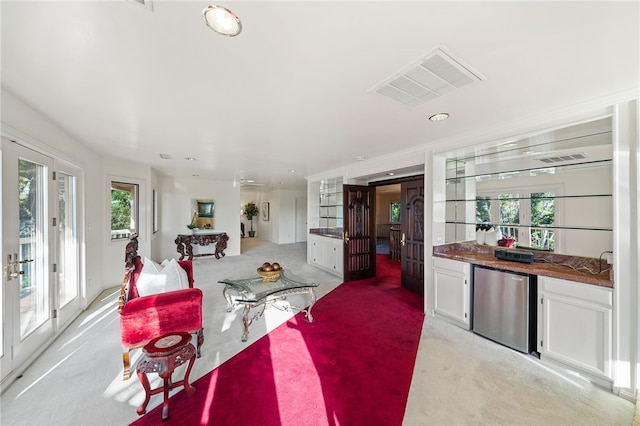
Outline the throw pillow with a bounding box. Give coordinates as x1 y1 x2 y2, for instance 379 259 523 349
485 228 503 246
137 257 189 297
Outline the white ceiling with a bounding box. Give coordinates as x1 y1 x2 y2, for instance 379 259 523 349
2 1 638 191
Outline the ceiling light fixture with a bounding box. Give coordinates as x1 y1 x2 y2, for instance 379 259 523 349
503 142 517 148
429 112 449 122
202 5 242 37
185 157 196 161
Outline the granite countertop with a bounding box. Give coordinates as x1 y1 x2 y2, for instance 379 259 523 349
434 242 613 288
309 228 344 239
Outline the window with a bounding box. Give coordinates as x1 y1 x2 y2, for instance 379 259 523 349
390 202 401 223
476 189 556 251
111 181 139 240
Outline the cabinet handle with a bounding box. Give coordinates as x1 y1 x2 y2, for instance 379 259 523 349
343 231 349 244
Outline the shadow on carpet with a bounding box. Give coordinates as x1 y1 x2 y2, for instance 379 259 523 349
131 256 423 426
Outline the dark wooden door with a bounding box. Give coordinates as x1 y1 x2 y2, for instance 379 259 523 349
343 185 376 282
401 178 425 295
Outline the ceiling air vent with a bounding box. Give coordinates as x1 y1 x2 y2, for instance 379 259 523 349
538 153 588 164
369 47 484 109
126 0 154 11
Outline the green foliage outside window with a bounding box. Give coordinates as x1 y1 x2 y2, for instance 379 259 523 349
476 191 555 250
111 189 132 230
390 202 401 223
476 196 491 223
499 194 520 225
111 181 138 239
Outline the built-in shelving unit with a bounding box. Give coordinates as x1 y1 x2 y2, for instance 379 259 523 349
443 119 614 258
318 177 343 229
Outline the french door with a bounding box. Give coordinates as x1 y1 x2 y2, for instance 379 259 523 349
343 185 376 282
400 178 425 295
1 138 82 382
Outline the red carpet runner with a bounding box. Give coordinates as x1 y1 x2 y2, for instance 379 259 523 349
131 255 424 426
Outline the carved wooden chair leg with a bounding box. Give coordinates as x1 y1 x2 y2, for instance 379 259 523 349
123 350 131 380
196 328 204 357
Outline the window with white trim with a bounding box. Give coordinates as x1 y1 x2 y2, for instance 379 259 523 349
110 181 139 240
476 188 557 251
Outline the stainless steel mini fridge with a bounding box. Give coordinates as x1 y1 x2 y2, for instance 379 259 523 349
472 265 536 353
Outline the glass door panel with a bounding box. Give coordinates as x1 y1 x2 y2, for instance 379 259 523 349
18 158 50 338
57 172 78 308
2 139 55 382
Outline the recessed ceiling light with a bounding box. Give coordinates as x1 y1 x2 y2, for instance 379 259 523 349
522 150 536 155
288 169 296 173
280 181 285 184
185 157 196 161
387 172 395 176
246 179 255 183
503 142 517 148
429 112 449 122
202 5 242 37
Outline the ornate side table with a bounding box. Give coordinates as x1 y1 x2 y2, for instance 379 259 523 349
219 271 319 342
175 232 229 261
135 331 197 422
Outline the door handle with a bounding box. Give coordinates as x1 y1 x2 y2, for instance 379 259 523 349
6 254 32 280
401 233 406 246
343 231 349 244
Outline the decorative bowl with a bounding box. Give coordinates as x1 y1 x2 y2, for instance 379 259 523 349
257 267 282 283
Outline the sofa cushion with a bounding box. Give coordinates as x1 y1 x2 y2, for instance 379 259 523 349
136 257 189 297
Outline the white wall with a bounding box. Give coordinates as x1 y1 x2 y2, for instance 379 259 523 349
158 176 241 260
1 88 105 305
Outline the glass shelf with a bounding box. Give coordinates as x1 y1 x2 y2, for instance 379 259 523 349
446 159 612 182
446 194 612 203
445 221 612 232
318 177 343 229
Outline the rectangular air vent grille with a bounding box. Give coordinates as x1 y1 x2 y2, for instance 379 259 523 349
369 47 484 109
538 153 588 164
126 0 154 11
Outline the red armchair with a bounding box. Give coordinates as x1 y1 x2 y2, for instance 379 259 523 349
118 236 204 380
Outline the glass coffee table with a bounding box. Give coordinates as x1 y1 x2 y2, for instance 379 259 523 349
219 270 319 342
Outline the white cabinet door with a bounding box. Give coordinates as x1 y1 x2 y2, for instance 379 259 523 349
309 237 324 267
308 235 343 277
539 276 612 388
327 238 343 276
433 258 470 329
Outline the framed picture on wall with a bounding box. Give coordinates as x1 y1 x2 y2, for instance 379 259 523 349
262 202 269 221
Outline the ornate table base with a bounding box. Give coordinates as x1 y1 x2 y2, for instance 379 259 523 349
175 232 228 261
219 271 319 342
135 332 196 422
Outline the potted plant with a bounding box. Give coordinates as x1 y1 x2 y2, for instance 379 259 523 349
187 223 196 234
243 202 259 237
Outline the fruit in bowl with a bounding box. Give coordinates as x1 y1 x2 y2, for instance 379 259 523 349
257 262 282 282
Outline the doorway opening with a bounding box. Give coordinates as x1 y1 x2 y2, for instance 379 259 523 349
370 175 425 296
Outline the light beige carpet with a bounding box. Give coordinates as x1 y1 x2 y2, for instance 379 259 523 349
404 317 635 425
